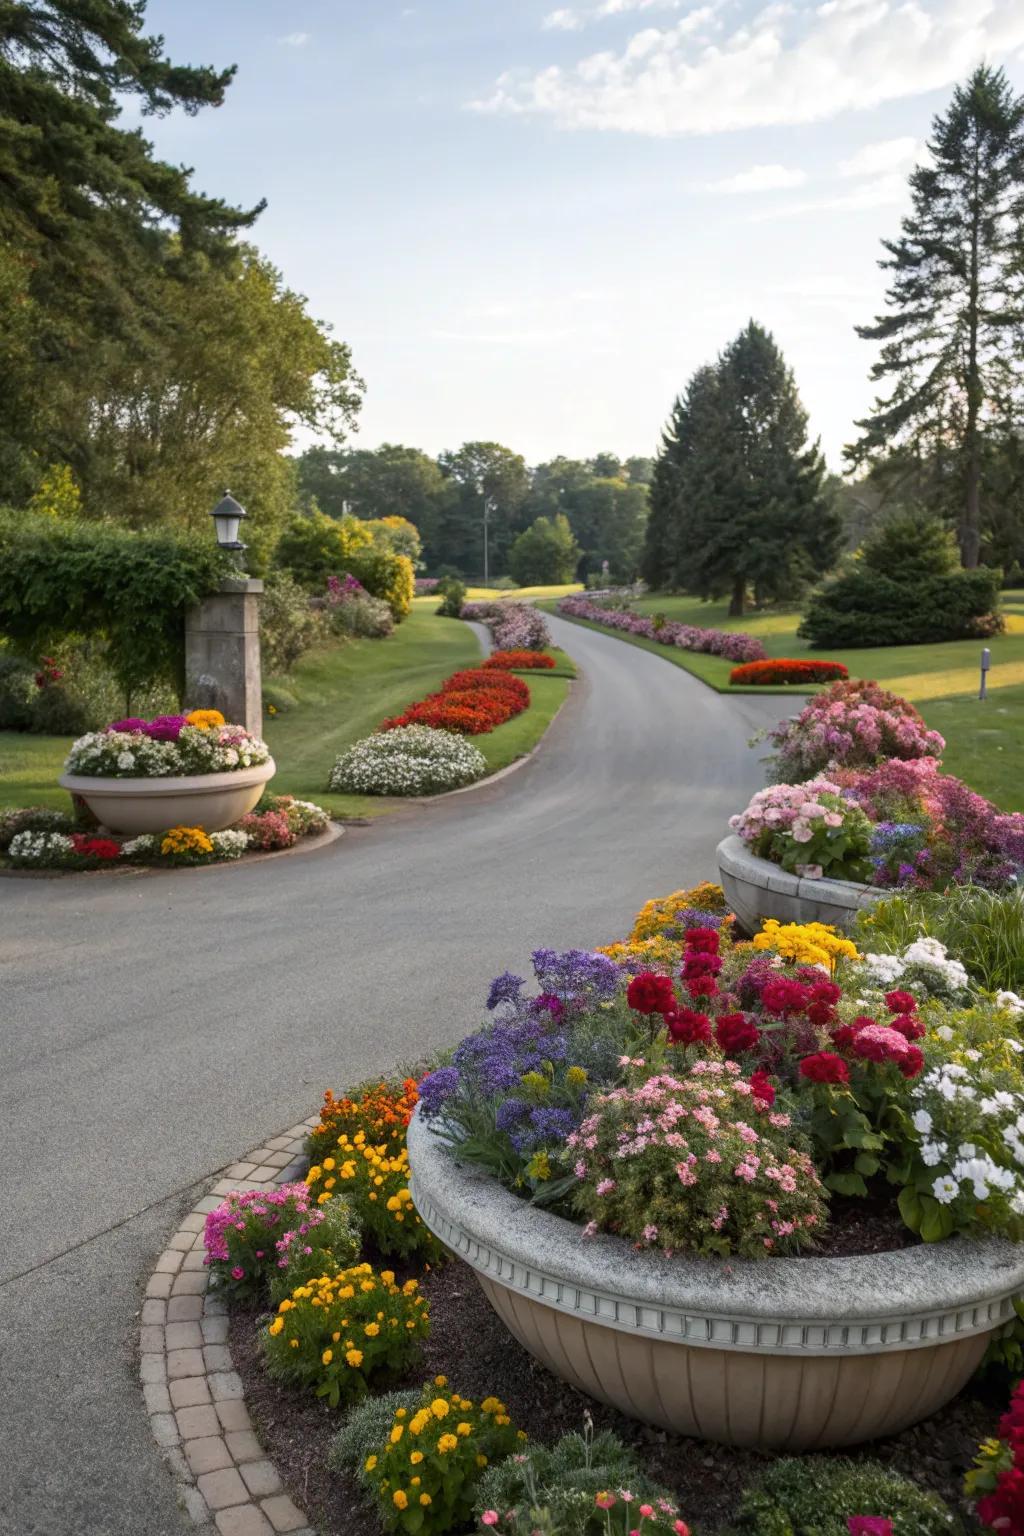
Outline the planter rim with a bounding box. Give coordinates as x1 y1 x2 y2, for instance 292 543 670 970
59 760 276 796
408 1108 1024 1356
717 832 879 908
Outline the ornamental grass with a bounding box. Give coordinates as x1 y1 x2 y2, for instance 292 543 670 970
264 1262 429 1408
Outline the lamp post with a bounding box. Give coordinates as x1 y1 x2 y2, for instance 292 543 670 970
211 490 248 566
483 494 492 588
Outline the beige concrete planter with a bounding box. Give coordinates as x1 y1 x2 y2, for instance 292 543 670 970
717 833 881 935
59 760 275 835
408 1110 1024 1450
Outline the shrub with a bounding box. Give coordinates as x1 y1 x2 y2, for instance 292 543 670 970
348 546 415 620
0 652 36 729
329 727 487 796
570 1061 826 1258
308 1079 419 1164
260 570 330 674
324 575 395 638
436 577 467 618
858 886 1024 992
729 1455 960 1534
764 679 944 781
730 779 874 881
558 595 766 663
362 1380 525 1535
306 1134 436 1261
203 1184 359 1304
264 1263 429 1407
799 514 1002 648
462 601 552 652
0 512 228 702
484 650 556 671
254 792 331 838
268 1197 363 1304
475 1427 678 1536
730 658 849 686
275 509 374 588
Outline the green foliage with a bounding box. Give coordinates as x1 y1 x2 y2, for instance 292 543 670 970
0 515 228 704
849 66 1024 567
728 1456 961 1534
475 1428 673 1536
260 572 330 676
296 443 445 529
27 464 81 520
435 442 531 575
267 1197 362 1305
435 578 467 618
799 515 1004 647
363 517 423 564
328 590 395 640
0 805 75 853
508 514 581 586
328 1389 423 1484
644 324 841 610
276 510 413 619
857 886 1024 992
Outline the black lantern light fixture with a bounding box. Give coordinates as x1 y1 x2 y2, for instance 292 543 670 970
211 490 248 557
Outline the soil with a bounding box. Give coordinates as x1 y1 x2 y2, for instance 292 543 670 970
230 1253 1002 1536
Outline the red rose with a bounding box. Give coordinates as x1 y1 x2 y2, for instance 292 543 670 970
626 972 676 1017
898 1045 924 1079
666 1008 711 1045
685 928 720 954
799 1052 850 1085
749 1069 775 1106
761 978 809 1016
884 990 917 1015
715 1012 760 1054
685 975 719 999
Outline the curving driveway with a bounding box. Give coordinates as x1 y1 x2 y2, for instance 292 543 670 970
0 614 786 1535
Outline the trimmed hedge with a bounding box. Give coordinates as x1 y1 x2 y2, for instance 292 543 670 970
798 565 1003 648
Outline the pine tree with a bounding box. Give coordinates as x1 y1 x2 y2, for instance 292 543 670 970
849 66 1024 567
642 365 719 590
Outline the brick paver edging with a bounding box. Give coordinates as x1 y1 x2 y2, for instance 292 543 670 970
140 1117 322 1536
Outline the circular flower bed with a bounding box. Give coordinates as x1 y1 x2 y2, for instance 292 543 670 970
329 726 488 796
730 658 849 686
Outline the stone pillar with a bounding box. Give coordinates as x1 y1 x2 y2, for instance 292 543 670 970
184 577 264 736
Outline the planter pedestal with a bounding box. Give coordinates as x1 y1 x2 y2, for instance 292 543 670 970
717 833 880 934
408 1111 1024 1450
59 760 275 835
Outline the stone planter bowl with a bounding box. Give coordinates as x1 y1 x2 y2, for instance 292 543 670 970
408 1110 1024 1450
59 760 276 835
717 833 881 935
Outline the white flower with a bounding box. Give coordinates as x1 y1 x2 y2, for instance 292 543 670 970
958 1143 978 1159
935 1025 954 1042
933 1176 959 1204
117 751 135 770
997 991 1024 1015
912 1110 933 1135
920 1142 945 1167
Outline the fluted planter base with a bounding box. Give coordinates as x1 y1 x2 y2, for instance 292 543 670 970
59 760 275 835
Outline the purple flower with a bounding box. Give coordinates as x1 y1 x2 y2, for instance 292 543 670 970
145 714 188 742
487 971 525 1011
531 948 622 1004
108 718 147 733
418 1066 460 1118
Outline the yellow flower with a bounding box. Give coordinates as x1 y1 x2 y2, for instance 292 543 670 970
431 1399 450 1418
365 1455 377 1472
184 709 225 729
160 825 213 858
481 1397 503 1415
456 1423 472 1437
321 1349 333 1365
566 1066 588 1087
364 1323 380 1337
410 1451 424 1465
390 1425 404 1444
437 1434 458 1454
381 1271 395 1285
419 1494 432 1507
346 1349 363 1368
476 1455 488 1468
268 1318 284 1336
392 1490 408 1511
434 1375 447 1387
289 1338 299 1348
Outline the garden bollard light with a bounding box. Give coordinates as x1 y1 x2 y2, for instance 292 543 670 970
980 646 991 701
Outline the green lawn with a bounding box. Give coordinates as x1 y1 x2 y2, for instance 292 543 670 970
0 606 572 818
547 590 1024 811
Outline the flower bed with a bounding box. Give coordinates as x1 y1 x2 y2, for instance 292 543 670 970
483 650 557 671
381 668 530 736
1 792 332 871
764 681 945 782
196 884 1024 1531
460 602 552 652
328 726 488 796
730 658 849 686
557 596 766 664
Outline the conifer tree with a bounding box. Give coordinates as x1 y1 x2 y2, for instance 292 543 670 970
849 66 1024 567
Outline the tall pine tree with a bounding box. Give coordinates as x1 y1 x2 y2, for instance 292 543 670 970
849 66 1024 568
645 325 838 613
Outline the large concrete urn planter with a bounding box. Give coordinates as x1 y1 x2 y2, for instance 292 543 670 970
408 1110 1024 1450
59 759 275 835
717 833 881 935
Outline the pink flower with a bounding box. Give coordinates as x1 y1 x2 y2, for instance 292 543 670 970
481 1514 500 1528
847 1520 893 1536
596 1179 616 1196
642 1224 659 1242
595 1493 617 1510
639 1507 655 1519
231 1266 244 1280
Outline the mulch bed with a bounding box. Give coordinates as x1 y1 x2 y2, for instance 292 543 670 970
230 1253 1002 1534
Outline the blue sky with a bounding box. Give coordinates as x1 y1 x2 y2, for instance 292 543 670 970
143 0 1024 471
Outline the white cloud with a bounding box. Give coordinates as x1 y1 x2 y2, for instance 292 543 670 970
542 8 584 29
278 31 310 47
839 135 922 178
472 0 1024 136
751 173 911 221
706 162 807 193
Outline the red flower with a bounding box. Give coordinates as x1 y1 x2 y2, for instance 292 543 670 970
681 953 723 980
884 990 917 1015
897 1045 924 1079
761 978 810 1016
749 1069 776 1106
715 1013 760 1054
70 835 121 861
799 1052 850 1085
626 972 676 1016
684 928 720 954
810 981 842 1007
831 1024 861 1052
847 1520 893 1536
889 1014 925 1041
806 1000 837 1028
685 975 719 999
977 1464 1024 1534
730 658 849 686
666 1008 712 1045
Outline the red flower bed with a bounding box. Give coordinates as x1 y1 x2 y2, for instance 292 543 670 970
484 650 557 671
380 667 531 735
729 658 850 686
